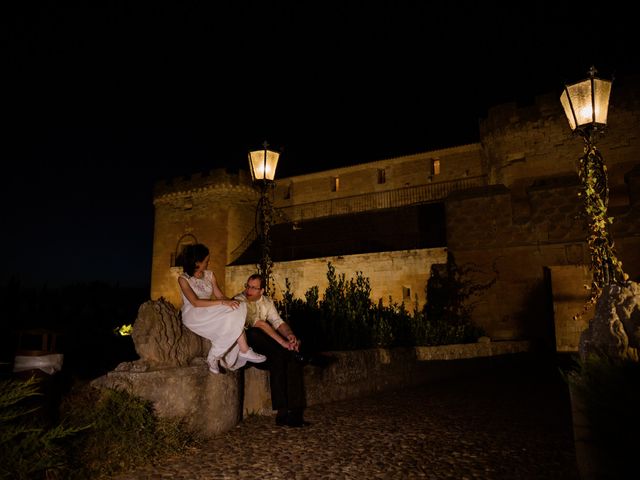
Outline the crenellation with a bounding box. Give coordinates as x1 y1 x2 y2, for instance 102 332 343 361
153 168 254 199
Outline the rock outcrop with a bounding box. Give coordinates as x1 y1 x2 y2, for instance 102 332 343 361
91 298 242 437
579 281 640 362
130 298 207 369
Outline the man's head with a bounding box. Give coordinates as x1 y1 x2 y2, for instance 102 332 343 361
244 274 265 301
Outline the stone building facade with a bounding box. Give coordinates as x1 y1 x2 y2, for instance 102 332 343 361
151 75 640 351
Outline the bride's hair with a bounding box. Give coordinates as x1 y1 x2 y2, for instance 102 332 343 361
181 243 209 276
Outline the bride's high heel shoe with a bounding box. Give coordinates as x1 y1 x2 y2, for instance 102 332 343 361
208 358 220 374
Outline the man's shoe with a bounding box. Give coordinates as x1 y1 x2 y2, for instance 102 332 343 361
275 409 288 426
285 409 310 428
287 417 311 428
239 348 267 363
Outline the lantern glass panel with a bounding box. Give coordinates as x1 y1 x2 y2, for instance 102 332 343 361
263 150 280 181
248 149 280 181
248 150 263 180
593 78 611 125
567 80 594 127
560 89 576 130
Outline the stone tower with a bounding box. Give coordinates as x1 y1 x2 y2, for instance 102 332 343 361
151 169 258 307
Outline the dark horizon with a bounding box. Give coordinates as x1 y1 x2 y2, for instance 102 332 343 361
3 1 638 289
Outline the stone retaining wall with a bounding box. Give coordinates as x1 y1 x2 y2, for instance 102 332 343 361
243 340 532 415
93 341 532 437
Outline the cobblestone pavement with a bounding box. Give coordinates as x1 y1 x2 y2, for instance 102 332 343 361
113 356 578 480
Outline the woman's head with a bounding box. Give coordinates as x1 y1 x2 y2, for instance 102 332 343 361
181 243 210 276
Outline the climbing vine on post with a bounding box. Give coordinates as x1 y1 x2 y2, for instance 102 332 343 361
576 140 627 317
560 67 629 319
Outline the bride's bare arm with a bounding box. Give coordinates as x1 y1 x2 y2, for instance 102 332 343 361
178 276 239 309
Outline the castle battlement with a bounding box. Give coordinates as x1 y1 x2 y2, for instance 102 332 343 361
480 74 640 137
153 168 254 200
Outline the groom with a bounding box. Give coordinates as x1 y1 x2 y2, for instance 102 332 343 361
234 274 309 427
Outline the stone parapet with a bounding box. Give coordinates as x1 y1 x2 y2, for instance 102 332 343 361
92 341 532 438
243 340 532 416
414 340 531 360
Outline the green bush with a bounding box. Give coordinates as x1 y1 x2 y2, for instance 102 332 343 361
276 258 490 351
420 252 490 345
0 376 84 480
60 383 198 479
1 376 197 480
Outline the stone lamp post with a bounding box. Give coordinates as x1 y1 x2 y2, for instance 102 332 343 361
248 141 280 294
560 66 627 307
560 66 638 362
561 68 640 480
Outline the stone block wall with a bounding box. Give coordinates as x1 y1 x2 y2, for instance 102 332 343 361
151 177 257 306
547 265 593 352
480 79 640 192
94 341 531 438
226 247 448 310
243 341 533 416
273 144 484 209
150 75 640 348
445 167 640 345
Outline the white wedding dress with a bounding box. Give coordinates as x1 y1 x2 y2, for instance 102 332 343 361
179 270 248 370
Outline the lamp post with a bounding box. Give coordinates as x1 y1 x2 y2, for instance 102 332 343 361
560 66 627 311
248 141 280 294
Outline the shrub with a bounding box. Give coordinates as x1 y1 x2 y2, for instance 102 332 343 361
421 252 491 345
276 258 490 351
60 383 199 479
0 376 84 480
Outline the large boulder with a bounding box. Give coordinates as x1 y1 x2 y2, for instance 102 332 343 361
131 298 208 368
92 361 243 437
91 299 242 438
579 281 640 362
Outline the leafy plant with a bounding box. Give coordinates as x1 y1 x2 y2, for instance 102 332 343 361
276 259 489 351
0 376 85 480
575 143 628 319
60 383 198 479
421 252 491 345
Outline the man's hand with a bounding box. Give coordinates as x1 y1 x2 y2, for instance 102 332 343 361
286 334 300 352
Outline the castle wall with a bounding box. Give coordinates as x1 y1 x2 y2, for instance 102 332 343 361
226 247 448 312
445 171 640 345
151 171 257 307
273 144 484 210
480 83 640 207
150 76 640 350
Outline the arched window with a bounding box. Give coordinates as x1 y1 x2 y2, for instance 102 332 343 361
171 233 198 267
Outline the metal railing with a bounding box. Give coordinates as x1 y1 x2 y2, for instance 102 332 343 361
276 175 486 223
230 175 486 260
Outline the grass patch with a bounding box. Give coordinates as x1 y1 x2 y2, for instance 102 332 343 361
1 376 200 480
60 382 200 479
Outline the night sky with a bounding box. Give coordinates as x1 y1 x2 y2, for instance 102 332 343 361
3 1 637 288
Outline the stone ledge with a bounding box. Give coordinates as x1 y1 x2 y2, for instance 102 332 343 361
92 359 242 437
92 341 532 437
243 340 532 415
414 340 531 360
